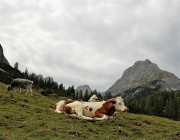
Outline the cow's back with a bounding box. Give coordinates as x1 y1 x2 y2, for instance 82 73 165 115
14 78 33 87
82 101 105 117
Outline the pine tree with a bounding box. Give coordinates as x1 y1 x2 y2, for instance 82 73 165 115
129 100 138 113
83 89 89 101
145 95 153 115
70 85 75 98
52 82 58 91
79 90 83 100
176 99 180 120
66 86 71 96
14 62 19 70
153 95 163 116
165 99 170 118
104 92 112 100
168 97 176 119
24 68 29 78
75 91 79 99
46 79 52 89
58 83 63 92
138 97 146 113
97 92 103 99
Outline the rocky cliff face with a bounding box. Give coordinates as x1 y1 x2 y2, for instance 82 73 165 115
75 85 92 95
0 44 10 65
106 59 180 98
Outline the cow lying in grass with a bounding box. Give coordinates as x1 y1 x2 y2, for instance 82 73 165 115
54 96 128 120
54 94 100 113
6 78 33 95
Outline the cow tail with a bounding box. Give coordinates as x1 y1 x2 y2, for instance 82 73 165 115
53 104 57 110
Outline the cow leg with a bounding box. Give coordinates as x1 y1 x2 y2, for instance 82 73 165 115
94 111 109 120
30 87 33 95
69 113 93 120
25 87 29 95
93 115 109 120
19 87 21 93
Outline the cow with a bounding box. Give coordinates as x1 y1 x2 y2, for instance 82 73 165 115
6 78 33 95
60 97 128 121
88 94 99 102
54 95 102 113
88 94 103 102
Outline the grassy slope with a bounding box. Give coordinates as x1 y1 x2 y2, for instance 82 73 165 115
0 82 180 140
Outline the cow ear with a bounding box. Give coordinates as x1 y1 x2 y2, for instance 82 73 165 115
110 100 116 104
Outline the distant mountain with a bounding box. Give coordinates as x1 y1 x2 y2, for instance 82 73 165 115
0 44 10 65
106 59 180 98
43 76 54 83
75 85 92 95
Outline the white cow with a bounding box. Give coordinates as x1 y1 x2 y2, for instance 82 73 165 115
7 78 33 95
88 94 99 102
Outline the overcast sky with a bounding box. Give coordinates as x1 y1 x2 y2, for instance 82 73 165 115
0 0 180 92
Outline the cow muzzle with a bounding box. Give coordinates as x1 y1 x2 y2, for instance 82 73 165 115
123 108 129 112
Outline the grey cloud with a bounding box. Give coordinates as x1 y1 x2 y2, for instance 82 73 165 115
1 0 180 91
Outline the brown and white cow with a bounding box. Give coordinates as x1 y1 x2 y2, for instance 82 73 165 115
60 97 128 120
54 94 101 113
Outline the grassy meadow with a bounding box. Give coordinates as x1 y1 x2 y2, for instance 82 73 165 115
0 82 180 140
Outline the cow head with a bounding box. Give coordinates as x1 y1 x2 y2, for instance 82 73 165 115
88 95 99 102
109 97 128 112
6 85 13 92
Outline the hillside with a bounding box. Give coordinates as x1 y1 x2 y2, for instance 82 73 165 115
106 59 180 98
0 82 180 140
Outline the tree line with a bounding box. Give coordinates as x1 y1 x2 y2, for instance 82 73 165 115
0 62 104 101
124 91 180 121
23 68 104 101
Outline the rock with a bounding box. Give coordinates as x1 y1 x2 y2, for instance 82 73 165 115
0 44 10 65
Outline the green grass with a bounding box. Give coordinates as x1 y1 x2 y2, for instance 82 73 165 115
0 82 180 140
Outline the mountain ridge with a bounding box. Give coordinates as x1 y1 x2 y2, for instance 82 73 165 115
106 59 180 98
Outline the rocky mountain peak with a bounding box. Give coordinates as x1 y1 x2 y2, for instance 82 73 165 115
75 84 92 95
0 44 10 65
106 59 180 98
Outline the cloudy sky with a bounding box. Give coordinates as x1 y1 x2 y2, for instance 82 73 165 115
1 0 180 92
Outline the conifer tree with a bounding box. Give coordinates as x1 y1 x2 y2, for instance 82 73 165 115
58 83 63 92
14 62 19 70
147 95 153 115
79 90 83 100
75 91 79 99
97 92 103 99
83 89 89 101
153 96 163 116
